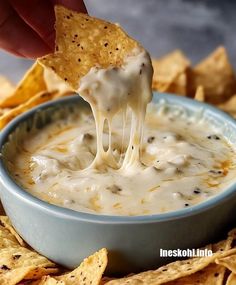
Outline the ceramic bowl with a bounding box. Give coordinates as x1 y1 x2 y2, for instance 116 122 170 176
1 93 236 274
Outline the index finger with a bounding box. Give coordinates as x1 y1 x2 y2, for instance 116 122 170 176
0 1 51 58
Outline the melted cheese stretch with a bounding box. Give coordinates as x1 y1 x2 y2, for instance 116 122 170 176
78 48 153 170
9 104 236 216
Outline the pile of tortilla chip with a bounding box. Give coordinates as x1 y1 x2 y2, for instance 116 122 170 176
0 62 74 130
1 214 236 285
152 46 236 115
0 45 235 130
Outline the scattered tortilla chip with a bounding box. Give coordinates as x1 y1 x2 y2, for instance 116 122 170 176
152 50 190 95
0 76 15 100
0 91 56 129
38 5 140 90
0 216 25 247
216 254 236 274
166 235 233 285
188 46 236 104
194 85 205 102
226 273 236 285
106 249 236 285
164 264 225 285
0 221 57 285
0 63 47 108
217 94 236 118
56 248 107 285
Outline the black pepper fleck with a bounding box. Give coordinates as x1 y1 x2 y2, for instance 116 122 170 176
1 265 10 270
193 188 201 194
147 136 155 143
207 135 220 140
12 254 21 260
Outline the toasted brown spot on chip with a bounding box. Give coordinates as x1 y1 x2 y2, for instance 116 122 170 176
38 6 140 90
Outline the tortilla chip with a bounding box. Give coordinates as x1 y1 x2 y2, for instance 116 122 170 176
43 68 74 96
0 222 57 285
0 216 25 247
56 248 108 285
166 235 233 285
39 6 140 90
216 254 236 274
194 86 205 102
0 63 47 108
167 71 187 96
217 94 236 118
0 76 15 100
226 273 236 285
106 249 236 285
164 264 225 285
0 224 20 249
188 47 236 104
152 50 190 95
0 91 55 129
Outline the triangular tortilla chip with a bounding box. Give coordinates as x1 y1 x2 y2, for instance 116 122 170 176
152 50 190 95
106 249 236 285
0 63 47 108
0 91 55 130
164 264 225 285
56 248 107 285
34 248 107 285
38 5 140 90
188 47 236 104
0 222 57 285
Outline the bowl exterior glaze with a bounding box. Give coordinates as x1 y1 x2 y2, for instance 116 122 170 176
1 93 236 274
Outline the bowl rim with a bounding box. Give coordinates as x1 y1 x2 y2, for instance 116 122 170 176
1 92 236 224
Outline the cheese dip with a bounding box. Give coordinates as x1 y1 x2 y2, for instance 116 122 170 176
6 102 236 216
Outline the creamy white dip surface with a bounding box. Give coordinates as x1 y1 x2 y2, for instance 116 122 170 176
7 102 236 216
5 49 236 216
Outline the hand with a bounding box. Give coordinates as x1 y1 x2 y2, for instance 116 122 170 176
0 0 87 59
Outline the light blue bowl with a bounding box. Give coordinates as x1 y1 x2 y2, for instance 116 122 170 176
1 92 236 274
